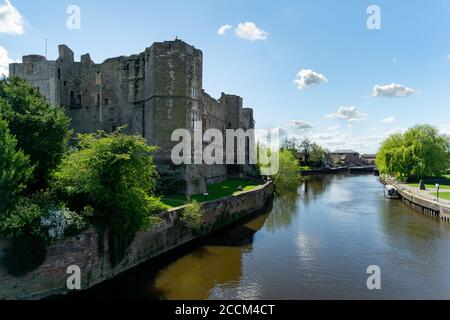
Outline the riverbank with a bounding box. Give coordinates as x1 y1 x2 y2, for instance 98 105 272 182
380 176 450 222
63 174 450 300
0 181 273 300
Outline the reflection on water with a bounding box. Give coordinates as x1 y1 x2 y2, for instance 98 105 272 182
151 213 270 300
69 174 450 300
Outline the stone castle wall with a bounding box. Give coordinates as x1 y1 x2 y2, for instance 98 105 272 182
9 39 256 194
0 181 273 300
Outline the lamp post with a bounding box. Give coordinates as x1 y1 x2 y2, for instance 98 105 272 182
436 183 440 203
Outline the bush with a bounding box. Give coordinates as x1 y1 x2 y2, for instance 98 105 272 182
270 150 301 193
180 200 203 231
0 77 71 191
0 191 91 275
0 198 48 276
0 118 33 218
53 130 166 265
2 234 47 277
0 197 42 238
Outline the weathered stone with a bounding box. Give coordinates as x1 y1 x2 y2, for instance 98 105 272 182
0 181 273 300
9 39 256 195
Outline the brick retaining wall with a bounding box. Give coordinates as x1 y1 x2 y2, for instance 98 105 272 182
0 181 273 300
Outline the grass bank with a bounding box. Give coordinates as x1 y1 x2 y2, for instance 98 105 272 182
161 178 262 208
406 175 450 190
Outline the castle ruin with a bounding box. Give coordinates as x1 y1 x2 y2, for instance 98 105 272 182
9 39 256 195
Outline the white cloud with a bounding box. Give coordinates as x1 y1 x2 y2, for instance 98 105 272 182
294 69 327 90
381 116 395 124
0 46 13 76
298 130 384 154
437 124 450 135
291 120 314 130
235 22 268 42
0 0 25 35
371 83 416 98
328 125 340 131
217 24 232 36
325 106 366 122
386 127 406 135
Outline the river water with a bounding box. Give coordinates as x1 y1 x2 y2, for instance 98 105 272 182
70 174 450 300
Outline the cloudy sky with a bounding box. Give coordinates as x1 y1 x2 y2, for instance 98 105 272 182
1 0 450 153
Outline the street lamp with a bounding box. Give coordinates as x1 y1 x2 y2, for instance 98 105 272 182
436 183 440 203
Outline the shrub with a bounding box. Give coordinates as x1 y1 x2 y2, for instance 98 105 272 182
0 77 71 191
0 118 33 219
269 150 301 193
2 234 48 277
0 197 42 238
0 197 47 276
52 130 165 265
180 200 203 231
0 195 89 276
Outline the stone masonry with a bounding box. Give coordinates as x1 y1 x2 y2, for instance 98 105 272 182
9 39 256 195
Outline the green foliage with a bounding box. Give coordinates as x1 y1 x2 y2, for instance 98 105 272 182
52 130 166 265
180 200 204 231
2 234 47 277
0 197 47 276
271 149 302 193
281 137 327 168
376 125 450 179
0 197 42 238
308 143 327 168
0 77 71 191
0 118 33 218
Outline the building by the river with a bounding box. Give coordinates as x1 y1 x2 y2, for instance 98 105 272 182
331 150 361 166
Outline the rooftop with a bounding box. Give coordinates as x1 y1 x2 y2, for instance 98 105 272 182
332 150 359 154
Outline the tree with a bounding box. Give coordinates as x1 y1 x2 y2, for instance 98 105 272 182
271 150 301 193
0 117 33 217
300 138 312 164
309 143 326 168
53 130 166 265
281 136 301 154
0 77 71 191
376 125 450 179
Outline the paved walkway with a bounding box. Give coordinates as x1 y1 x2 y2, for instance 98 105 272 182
395 182 450 206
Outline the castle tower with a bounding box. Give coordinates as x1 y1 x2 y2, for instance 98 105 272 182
145 39 206 194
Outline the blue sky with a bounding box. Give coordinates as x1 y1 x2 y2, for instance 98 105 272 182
1 0 450 153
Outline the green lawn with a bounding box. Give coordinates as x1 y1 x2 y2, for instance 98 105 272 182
407 183 450 190
432 192 450 201
161 178 262 208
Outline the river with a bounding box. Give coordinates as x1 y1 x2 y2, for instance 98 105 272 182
68 174 450 300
